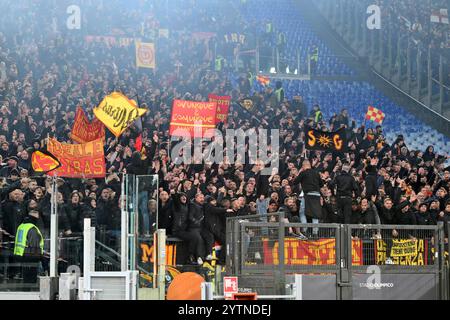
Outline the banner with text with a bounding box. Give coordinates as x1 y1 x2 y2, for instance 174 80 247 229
71 107 105 143
374 239 429 265
305 127 347 152
169 100 217 138
208 94 230 124
47 138 106 178
262 238 362 265
94 92 147 137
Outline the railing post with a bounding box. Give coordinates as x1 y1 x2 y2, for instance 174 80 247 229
438 222 445 300
120 175 128 271
278 211 286 295
256 39 260 74
406 41 412 93
438 55 444 113
276 47 280 74
417 46 422 98
156 229 166 300
427 46 432 107
388 27 393 73
49 177 59 278
233 219 240 275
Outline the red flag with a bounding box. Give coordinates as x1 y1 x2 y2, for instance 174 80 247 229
135 134 143 152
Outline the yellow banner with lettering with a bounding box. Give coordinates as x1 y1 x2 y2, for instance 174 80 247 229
375 239 429 265
94 92 147 137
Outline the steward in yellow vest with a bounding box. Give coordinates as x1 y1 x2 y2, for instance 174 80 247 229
14 210 44 284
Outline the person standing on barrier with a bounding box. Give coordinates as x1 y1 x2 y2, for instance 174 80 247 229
203 196 233 264
13 209 43 285
330 164 360 224
171 192 204 265
293 159 323 238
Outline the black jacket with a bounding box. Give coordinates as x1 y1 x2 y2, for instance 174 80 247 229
96 198 120 231
188 199 204 229
358 203 381 225
331 172 360 197
293 168 323 194
158 200 173 234
171 194 189 234
415 211 433 226
376 202 396 225
204 203 227 233
395 208 417 226
1 199 26 235
64 202 91 233
365 171 378 198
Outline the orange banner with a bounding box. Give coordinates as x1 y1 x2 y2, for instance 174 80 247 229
263 238 362 265
169 100 217 138
47 138 106 178
208 94 230 124
70 107 105 143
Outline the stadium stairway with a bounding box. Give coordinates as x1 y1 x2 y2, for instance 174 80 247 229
234 0 450 153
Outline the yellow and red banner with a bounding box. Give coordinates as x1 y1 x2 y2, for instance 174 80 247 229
71 107 105 143
365 106 385 124
31 150 61 173
169 100 217 138
263 238 362 265
256 75 270 86
94 92 147 138
208 94 230 124
47 138 106 178
140 242 177 266
135 41 155 69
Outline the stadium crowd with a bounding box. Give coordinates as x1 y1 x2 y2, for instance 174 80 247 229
0 0 449 269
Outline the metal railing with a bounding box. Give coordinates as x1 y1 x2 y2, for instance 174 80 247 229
226 214 447 299
315 0 450 123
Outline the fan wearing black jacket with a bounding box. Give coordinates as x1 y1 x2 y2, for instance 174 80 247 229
329 164 360 224
203 196 233 264
171 192 202 265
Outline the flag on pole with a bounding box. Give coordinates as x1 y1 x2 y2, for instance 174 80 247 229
365 106 386 124
135 41 156 68
256 75 270 86
431 9 449 24
94 92 148 137
31 150 61 174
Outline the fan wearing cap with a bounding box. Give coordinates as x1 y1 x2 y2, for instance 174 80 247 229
0 156 23 178
415 203 433 226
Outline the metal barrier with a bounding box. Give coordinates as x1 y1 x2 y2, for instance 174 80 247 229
226 215 447 299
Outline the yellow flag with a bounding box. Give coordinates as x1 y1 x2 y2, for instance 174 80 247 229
94 92 147 137
135 41 155 68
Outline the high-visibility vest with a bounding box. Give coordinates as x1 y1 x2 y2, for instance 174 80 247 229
311 48 319 62
314 110 323 123
215 56 224 71
14 223 44 256
275 88 284 103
